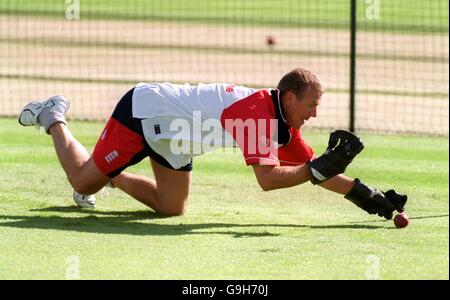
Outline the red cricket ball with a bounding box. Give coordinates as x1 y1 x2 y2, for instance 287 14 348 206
266 35 275 46
394 212 410 228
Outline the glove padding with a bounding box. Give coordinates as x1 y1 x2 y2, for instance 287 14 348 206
308 130 364 184
384 189 408 213
345 179 408 220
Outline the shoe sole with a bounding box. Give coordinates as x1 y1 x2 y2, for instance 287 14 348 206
18 97 70 127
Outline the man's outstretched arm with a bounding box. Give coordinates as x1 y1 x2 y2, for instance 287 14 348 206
251 166 356 192
320 174 408 220
253 166 407 220
252 164 312 191
318 173 355 195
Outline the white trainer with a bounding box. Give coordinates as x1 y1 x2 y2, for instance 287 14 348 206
18 95 70 127
73 191 96 209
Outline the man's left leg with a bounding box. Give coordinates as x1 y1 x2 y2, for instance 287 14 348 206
110 158 192 216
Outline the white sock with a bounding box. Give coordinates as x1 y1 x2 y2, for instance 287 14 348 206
38 107 67 134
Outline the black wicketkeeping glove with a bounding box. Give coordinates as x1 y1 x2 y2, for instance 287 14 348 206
384 189 408 213
307 130 364 184
345 179 408 220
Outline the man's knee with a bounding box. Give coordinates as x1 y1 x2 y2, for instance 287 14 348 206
156 197 188 216
69 177 102 195
157 207 186 217
68 161 110 195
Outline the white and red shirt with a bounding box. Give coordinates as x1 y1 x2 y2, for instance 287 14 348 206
132 82 314 169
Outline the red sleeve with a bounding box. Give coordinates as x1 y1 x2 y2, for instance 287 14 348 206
221 90 279 166
277 128 314 166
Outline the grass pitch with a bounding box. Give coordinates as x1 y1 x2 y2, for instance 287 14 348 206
1 0 447 32
0 118 448 279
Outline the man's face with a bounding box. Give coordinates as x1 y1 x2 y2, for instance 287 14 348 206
283 87 322 128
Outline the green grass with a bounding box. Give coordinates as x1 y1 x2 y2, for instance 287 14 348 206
0 117 448 279
1 0 448 33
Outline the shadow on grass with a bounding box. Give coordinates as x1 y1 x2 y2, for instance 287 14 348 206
348 214 449 224
0 205 386 237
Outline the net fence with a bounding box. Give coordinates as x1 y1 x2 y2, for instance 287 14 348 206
0 0 448 135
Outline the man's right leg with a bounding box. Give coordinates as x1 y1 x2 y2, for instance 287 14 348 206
18 95 108 207
49 123 110 195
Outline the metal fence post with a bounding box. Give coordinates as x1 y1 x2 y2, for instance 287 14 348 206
350 0 357 132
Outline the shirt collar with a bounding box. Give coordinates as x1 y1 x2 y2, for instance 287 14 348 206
270 89 291 146
270 88 288 124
